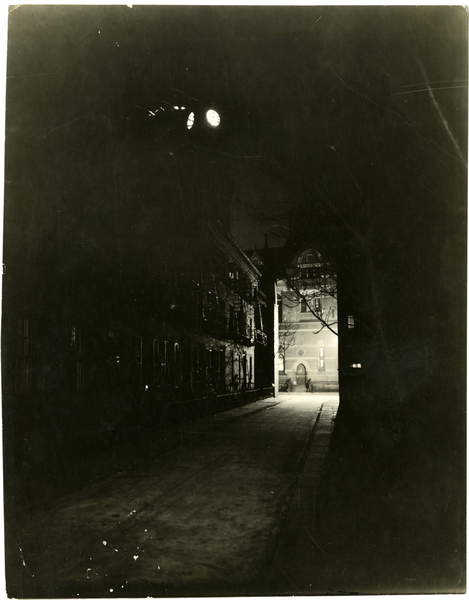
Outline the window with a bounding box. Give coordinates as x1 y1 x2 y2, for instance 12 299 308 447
299 251 314 265
133 335 143 389
313 297 322 315
174 342 182 387
152 339 160 380
347 315 355 329
218 349 226 389
280 354 286 373
162 340 169 379
193 346 201 386
318 345 325 371
134 336 143 366
18 317 30 356
231 350 235 386
300 298 308 313
70 326 85 392
16 318 31 393
229 305 235 336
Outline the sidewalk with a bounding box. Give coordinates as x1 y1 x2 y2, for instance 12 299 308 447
265 398 339 594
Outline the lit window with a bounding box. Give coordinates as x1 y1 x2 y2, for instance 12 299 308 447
318 345 325 371
351 363 362 369
347 315 355 329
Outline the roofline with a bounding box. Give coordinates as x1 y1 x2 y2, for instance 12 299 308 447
208 223 262 279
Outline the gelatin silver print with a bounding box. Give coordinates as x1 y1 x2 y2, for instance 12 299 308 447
2 4 466 597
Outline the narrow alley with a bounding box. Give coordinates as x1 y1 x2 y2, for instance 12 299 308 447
9 393 338 598
4 7 466 596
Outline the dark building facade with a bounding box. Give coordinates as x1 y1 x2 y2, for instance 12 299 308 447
2 212 271 453
2 12 275 496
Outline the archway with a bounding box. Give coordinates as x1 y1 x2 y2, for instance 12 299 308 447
295 363 307 391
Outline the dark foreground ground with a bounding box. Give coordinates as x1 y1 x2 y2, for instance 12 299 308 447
5 389 465 597
6 394 338 597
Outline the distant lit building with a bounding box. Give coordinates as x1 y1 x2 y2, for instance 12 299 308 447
277 249 339 392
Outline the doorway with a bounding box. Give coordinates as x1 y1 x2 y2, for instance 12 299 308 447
295 363 307 391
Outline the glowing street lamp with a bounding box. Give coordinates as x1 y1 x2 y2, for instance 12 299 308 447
205 108 221 128
186 111 195 130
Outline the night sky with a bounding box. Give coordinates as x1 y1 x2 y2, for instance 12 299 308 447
6 5 466 250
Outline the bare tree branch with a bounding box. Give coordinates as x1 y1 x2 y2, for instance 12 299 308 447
287 277 338 336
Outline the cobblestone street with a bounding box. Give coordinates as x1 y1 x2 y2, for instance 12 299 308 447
8 393 339 598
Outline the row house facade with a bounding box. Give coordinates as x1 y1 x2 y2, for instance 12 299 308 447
3 214 271 463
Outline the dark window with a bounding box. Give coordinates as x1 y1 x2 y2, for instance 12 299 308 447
162 340 169 380
70 326 85 392
133 335 143 390
134 336 143 366
218 349 226 390
152 339 160 381
299 252 314 265
300 298 308 313
242 354 247 387
16 318 31 393
231 350 235 386
174 342 182 386
229 305 235 336
313 297 322 315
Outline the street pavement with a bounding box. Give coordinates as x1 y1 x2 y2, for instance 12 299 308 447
8 392 339 598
